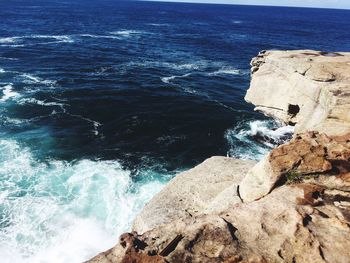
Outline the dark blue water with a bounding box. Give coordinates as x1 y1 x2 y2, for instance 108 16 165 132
0 1 349 262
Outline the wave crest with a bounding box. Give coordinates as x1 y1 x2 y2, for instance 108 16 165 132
20 73 57 85
225 120 294 160
0 139 167 263
1 85 19 102
161 73 191 84
0 35 74 47
208 67 242 76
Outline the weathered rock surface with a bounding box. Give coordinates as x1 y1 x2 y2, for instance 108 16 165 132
88 181 350 263
245 50 350 136
87 51 350 263
133 157 256 234
240 131 350 202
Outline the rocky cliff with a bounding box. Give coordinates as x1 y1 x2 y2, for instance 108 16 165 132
87 50 350 263
246 50 350 136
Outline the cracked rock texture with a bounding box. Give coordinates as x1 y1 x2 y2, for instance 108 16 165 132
88 133 350 263
87 51 350 263
246 50 350 136
133 157 256 234
240 131 350 202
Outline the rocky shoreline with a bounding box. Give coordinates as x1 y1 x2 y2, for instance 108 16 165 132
87 50 350 263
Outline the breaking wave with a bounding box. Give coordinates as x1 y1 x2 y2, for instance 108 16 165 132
109 30 145 37
17 98 66 108
225 120 294 160
125 60 230 72
0 35 74 47
207 67 242 76
1 85 19 102
20 74 57 86
0 139 167 263
78 34 122 40
161 73 191 84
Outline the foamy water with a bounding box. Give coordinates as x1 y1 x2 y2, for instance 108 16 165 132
1 85 19 102
0 1 345 262
0 35 74 47
207 66 245 76
0 139 166 263
226 120 294 160
110 30 145 37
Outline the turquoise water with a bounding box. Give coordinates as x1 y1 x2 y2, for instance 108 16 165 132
0 139 169 261
1 0 349 262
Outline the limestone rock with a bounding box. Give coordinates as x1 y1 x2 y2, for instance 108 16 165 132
132 157 256 234
245 50 350 136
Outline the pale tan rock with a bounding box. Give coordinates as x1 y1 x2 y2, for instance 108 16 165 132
87 183 350 263
204 183 242 213
132 156 256 234
245 50 350 136
87 51 350 263
239 155 274 202
88 130 350 262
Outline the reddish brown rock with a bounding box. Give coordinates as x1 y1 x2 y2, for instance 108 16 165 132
240 131 350 202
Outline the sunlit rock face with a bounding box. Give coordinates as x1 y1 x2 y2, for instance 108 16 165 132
87 51 350 263
246 50 350 136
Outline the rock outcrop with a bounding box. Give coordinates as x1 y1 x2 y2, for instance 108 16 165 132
87 51 350 263
240 131 350 202
246 50 350 136
133 157 256 234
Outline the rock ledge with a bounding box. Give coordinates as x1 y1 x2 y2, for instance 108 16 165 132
87 51 350 263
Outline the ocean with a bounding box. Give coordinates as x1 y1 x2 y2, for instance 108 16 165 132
0 0 349 262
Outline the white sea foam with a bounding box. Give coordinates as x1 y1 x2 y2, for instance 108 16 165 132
0 139 166 263
125 61 207 72
208 67 241 76
146 23 169 27
16 98 101 136
0 116 27 125
241 121 294 147
18 98 65 107
170 63 201 70
0 57 18 61
225 120 294 160
0 37 17 44
161 73 191 84
110 30 144 37
0 68 5 73
1 85 19 102
232 20 243 24
26 35 73 43
20 73 57 85
79 34 121 40
182 87 198 95
0 35 74 47
65 112 101 136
